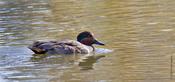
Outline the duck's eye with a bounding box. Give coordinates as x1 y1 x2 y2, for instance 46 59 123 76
88 35 93 37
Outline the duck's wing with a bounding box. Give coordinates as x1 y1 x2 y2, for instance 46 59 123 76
46 40 89 54
28 40 90 54
55 40 89 54
28 41 56 54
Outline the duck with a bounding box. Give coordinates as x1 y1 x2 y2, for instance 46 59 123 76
28 31 105 54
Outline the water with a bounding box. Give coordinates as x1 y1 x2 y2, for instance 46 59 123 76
0 0 175 82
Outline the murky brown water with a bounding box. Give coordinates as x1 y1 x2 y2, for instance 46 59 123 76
1 0 175 82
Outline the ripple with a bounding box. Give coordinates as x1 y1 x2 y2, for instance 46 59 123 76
160 29 173 32
0 27 6 32
0 1 6 5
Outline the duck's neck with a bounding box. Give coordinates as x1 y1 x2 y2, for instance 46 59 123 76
84 45 95 53
90 45 95 51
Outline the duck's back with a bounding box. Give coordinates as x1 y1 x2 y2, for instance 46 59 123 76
28 40 92 54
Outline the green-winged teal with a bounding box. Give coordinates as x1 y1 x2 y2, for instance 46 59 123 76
28 31 104 54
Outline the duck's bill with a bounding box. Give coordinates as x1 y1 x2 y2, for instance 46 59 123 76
94 39 105 45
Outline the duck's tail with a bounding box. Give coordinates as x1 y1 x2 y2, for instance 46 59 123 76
28 41 46 54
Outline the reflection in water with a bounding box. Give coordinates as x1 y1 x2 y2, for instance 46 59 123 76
30 53 105 70
1 0 175 82
30 53 79 64
30 54 48 62
78 55 105 70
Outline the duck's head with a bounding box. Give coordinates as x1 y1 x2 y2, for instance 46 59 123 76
77 31 105 46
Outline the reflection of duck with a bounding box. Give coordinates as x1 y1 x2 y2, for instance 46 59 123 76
30 52 105 70
78 55 105 70
28 31 104 54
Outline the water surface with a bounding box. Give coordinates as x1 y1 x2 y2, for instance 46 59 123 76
1 0 175 82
